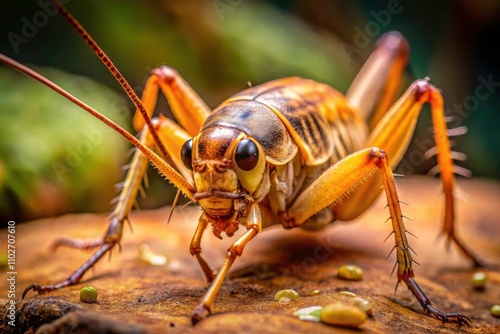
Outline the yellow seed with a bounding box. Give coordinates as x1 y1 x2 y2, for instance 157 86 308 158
294 306 322 322
349 297 373 317
471 271 487 290
274 289 299 302
80 286 98 303
320 303 367 327
490 305 500 318
338 291 357 297
309 289 320 296
337 264 364 281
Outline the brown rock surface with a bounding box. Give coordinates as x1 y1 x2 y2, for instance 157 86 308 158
1 177 499 333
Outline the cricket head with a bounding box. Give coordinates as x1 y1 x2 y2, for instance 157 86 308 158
180 126 269 239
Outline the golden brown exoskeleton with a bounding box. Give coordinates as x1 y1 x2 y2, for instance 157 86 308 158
0 0 481 326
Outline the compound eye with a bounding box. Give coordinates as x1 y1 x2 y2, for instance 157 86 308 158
180 139 193 170
235 139 258 171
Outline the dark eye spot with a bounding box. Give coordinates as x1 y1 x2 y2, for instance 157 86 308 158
235 139 258 171
180 139 193 170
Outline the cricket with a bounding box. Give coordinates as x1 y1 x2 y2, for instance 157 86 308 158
0 0 483 327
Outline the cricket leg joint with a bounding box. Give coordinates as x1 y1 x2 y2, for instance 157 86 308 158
369 147 387 165
278 211 298 229
190 246 202 256
103 216 125 244
228 226 260 257
413 78 434 101
152 66 179 84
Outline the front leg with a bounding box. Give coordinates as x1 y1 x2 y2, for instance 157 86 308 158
283 148 470 326
190 214 217 283
191 203 262 324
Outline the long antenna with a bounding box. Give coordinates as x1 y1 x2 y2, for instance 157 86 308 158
0 53 195 200
49 0 169 161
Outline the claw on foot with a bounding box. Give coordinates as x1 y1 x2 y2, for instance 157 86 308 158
22 283 54 298
425 305 471 326
22 284 38 298
191 304 211 325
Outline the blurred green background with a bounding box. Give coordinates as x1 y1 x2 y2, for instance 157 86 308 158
0 0 499 224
